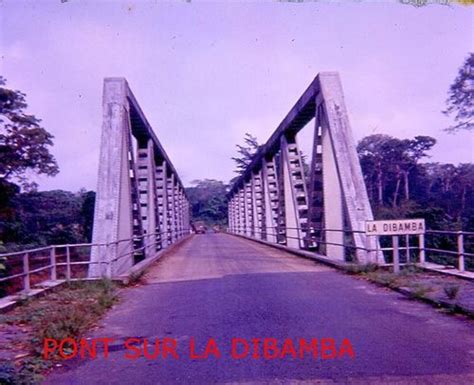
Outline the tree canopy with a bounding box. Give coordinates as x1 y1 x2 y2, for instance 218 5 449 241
231 133 260 175
357 134 436 207
0 77 59 189
0 189 95 252
443 53 474 133
185 179 228 226
357 134 472 231
0 77 63 252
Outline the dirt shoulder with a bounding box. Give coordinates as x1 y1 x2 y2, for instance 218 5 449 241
345 264 474 318
0 280 119 384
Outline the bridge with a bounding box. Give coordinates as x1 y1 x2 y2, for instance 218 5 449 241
1 73 473 384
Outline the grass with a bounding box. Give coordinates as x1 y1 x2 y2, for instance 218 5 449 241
409 283 435 299
343 263 379 275
127 270 145 286
398 263 422 275
346 263 434 294
346 263 472 315
366 271 401 288
0 279 118 384
443 284 461 300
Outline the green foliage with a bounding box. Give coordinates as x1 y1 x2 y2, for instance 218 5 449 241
0 78 93 253
1 279 117 384
0 77 59 188
367 271 400 288
35 280 117 344
127 270 145 286
399 264 421 276
16 357 50 385
344 263 379 275
185 179 228 226
357 134 436 208
230 134 310 186
0 189 95 251
231 133 261 176
0 251 9 297
410 284 433 299
79 189 96 242
443 53 474 132
357 134 474 236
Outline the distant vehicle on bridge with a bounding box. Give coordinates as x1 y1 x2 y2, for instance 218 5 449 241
193 221 207 234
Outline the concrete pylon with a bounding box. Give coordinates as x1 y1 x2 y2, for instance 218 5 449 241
89 78 190 277
317 73 380 263
228 72 383 264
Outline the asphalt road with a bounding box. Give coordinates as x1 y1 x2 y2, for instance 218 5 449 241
44 233 474 384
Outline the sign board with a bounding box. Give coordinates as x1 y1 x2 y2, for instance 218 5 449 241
365 219 425 236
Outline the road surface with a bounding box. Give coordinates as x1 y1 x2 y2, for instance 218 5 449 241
44 233 474 384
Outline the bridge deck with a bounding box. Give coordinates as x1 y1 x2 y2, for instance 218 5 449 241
46 233 474 384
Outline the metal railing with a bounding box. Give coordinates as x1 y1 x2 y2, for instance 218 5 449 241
229 226 474 273
0 229 190 298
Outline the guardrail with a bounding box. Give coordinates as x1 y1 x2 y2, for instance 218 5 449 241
0 229 190 298
229 226 474 273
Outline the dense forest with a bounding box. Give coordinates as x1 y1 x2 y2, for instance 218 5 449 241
224 132 474 231
186 179 228 227
358 134 474 231
0 54 472 252
2 131 471 253
0 189 95 252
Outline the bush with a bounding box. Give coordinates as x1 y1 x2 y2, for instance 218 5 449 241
400 264 421 276
0 279 118 381
369 272 400 288
127 270 145 286
0 256 8 297
17 357 50 385
410 284 433 299
443 284 461 300
344 263 379 275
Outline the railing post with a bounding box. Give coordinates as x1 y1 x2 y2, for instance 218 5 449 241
50 246 57 281
405 234 410 264
66 246 71 281
418 234 425 265
106 243 113 278
458 231 465 272
392 235 400 274
23 252 30 292
375 235 380 265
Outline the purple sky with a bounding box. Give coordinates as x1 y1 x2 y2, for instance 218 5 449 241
1 1 473 191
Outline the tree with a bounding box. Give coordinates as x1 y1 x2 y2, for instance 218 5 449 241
185 179 228 226
357 134 436 208
443 53 474 133
0 189 95 250
231 133 261 175
397 135 436 203
357 134 396 205
80 190 96 242
356 133 473 235
0 77 59 189
451 164 474 225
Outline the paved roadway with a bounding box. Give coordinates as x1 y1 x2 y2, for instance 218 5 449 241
44 233 474 384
